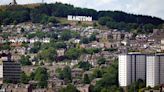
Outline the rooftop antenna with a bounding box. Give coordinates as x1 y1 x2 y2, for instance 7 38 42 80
13 0 17 5
9 0 17 5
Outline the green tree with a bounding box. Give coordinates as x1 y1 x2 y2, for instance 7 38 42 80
97 58 107 65
143 23 155 33
60 30 72 41
40 14 49 24
30 42 41 53
0 3 164 26
56 66 72 83
35 31 46 38
65 48 81 60
38 47 57 62
78 62 92 71
98 17 113 26
0 43 11 50
84 48 101 54
128 79 145 92
106 21 117 29
55 42 67 49
93 22 98 27
71 31 80 39
89 34 97 41
59 84 79 92
34 67 48 88
56 68 64 79
62 66 72 83
93 61 119 92
48 16 59 24
83 74 90 84
80 37 90 44
92 69 102 78
19 55 32 66
101 88 110 92
20 28 25 33
21 72 29 84
29 72 35 80
1 33 10 38
27 33 36 39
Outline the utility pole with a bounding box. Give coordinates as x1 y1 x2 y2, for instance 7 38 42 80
13 0 17 5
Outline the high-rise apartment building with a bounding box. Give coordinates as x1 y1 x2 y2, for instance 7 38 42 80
119 53 146 87
146 55 164 87
0 53 21 84
119 53 164 87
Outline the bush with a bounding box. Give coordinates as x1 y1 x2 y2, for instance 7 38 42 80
78 62 92 71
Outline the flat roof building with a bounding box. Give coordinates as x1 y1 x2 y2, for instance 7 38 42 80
0 53 21 84
119 53 164 88
146 55 164 87
119 53 146 87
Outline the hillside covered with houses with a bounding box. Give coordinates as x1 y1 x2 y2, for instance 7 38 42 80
0 2 164 92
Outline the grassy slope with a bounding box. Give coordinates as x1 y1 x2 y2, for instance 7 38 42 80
0 4 98 27
0 3 41 10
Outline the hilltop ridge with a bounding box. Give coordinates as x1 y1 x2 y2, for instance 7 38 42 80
0 2 163 32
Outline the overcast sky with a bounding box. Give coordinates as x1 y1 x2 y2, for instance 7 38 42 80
1 0 164 19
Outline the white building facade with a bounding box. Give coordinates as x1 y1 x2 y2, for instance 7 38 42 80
146 55 159 87
119 53 146 87
146 55 164 87
119 54 131 86
119 53 164 87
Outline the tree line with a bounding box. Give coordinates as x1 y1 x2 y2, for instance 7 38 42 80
0 2 163 26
